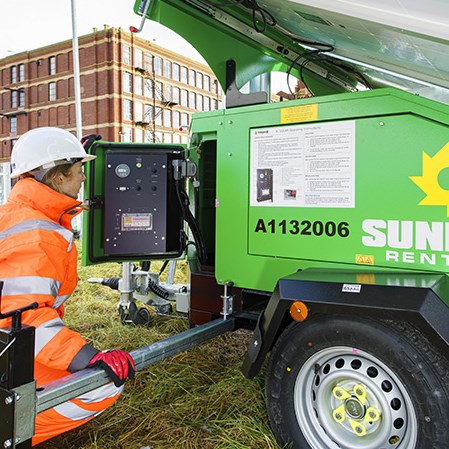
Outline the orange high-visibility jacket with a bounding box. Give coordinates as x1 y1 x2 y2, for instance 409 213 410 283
0 177 98 376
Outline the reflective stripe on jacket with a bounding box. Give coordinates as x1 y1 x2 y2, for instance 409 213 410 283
0 178 97 372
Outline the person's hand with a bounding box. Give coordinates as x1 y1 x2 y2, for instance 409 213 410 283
87 350 135 387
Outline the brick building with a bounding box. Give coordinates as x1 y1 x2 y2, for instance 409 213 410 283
0 25 222 163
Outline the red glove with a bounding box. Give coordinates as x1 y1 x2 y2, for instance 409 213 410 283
88 350 135 387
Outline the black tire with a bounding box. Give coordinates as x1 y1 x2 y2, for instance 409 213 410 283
132 306 152 326
265 315 449 449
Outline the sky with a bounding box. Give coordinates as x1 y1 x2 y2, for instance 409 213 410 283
0 0 204 61
0 0 288 92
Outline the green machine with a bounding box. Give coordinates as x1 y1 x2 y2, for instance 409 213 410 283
80 1 449 448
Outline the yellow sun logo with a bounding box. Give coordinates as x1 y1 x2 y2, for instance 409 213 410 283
410 142 449 216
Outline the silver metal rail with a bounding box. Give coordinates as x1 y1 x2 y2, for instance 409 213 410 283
37 318 235 413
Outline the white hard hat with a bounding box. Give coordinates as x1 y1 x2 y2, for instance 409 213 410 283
10 127 96 178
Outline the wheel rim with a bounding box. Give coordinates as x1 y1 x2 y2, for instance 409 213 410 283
293 346 418 449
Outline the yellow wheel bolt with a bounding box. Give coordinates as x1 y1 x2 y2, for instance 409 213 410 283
349 419 367 437
333 386 351 400
353 384 367 405
333 404 346 423
364 407 380 422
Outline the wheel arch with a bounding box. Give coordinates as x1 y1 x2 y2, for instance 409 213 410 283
241 268 449 379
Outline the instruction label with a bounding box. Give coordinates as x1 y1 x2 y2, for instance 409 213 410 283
250 121 356 208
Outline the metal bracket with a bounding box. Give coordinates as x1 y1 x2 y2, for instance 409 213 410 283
221 281 234 319
0 386 15 449
86 195 104 209
11 382 36 446
172 159 197 181
225 60 268 108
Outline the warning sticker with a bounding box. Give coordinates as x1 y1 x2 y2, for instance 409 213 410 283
121 213 153 231
280 104 318 124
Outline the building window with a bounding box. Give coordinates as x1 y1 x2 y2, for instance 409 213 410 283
172 64 180 81
134 49 143 69
181 112 189 127
11 91 17 109
135 128 143 143
49 56 56 75
164 85 172 102
189 91 196 109
196 72 203 89
19 89 25 108
123 127 133 142
123 72 133 93
172 87 180 104
155 131 163 143
181 90 188 107
154 57 162 76
189 69 196 86
155 107 162 125
49 82 56 101
124 99 133 120
163 109 172 127
144 130 153 143
10 116 17 133
135 101 143 122
18 64 25 82
10 66 17 84
204 96 210 111
204 75 210 91
144 53 152 72
163 60 172 78
144 79 153 98
181 66 188 84
155 82 163 101
144 104 152 123
135 75 143 96
173 111 180 128
173 134 181 143
123 45 132 65
197 94 203 111
212 79 218 94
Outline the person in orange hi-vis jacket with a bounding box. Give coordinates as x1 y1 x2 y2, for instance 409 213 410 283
0 127 135 445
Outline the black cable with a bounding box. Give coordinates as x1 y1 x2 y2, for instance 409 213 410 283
202 0 334 50
147 278 170 299
249 0 276 32
158 260 169 276
175 180 208 265
286 50 323 98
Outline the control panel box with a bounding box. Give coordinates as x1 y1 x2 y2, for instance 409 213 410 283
104 150 180 255
86 144 186 261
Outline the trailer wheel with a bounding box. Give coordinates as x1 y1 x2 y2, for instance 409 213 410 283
265 316 449 449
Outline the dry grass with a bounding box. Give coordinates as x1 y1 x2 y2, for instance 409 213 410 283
39 244 281 449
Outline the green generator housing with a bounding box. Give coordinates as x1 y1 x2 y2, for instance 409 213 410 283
191 88 449 293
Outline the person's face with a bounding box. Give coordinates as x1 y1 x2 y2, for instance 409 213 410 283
59 162 86 199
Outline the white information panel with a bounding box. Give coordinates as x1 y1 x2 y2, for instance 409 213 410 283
250 120 356 208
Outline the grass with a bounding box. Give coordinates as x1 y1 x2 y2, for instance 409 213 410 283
39 244 281 449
